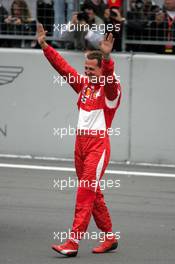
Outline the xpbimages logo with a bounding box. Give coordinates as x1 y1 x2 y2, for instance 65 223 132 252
53 126 121 139
53 22 120 35
53 229 121 243
53 177 121 191
53 74 120 87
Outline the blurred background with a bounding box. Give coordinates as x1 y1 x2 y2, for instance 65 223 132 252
0 0 175 53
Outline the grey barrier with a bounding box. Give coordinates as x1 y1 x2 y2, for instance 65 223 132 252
0 48 174 165
131 54 175 164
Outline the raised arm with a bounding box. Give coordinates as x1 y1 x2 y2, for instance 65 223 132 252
99 33 121 104
37 23 82 94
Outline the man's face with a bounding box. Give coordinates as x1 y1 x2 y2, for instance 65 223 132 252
164 0 175 10
84 59 102 83
13 4 21 17
130 0 136 10
85 8 95 20
104 8 110 19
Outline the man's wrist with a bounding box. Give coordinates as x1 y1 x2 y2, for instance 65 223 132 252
40 41 48 50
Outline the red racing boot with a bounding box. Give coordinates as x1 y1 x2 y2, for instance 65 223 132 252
51 239 78 257
92 234 118 254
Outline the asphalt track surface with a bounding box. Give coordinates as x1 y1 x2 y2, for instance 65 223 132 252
0 158 175 264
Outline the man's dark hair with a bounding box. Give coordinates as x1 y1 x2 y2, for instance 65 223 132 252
81 3 96 13
86 51 103 67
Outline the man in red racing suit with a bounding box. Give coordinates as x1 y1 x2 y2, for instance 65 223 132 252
37 24 121 257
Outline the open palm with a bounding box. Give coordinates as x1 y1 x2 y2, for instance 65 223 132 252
99 33 115 55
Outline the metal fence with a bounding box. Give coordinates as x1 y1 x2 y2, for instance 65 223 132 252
122 0 175 53
0 0 175 53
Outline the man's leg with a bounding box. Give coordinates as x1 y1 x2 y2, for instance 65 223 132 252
53 0 65 39
92 185 112 233
71 136 110 240
51 138 84 257
91 184 118 253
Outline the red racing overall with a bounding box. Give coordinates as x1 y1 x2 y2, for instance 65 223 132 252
44 45 121 240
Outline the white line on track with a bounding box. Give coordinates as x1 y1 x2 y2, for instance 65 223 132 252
1 154 175 168
0 163 175 178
